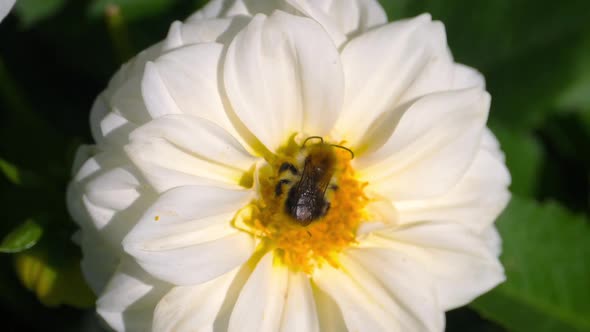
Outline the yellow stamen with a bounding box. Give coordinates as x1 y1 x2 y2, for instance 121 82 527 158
239 139 367 273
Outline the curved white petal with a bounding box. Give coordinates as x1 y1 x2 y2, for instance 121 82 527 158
123 185 255 285
357 88 490 201
395 21 454 105
286 0 387 46
224 11 344 152
334 14 448 145
90 93 136 147
97 260 170 332
370 222 505 310
395 145 511 232
481 127 506 161
0 0 15 22
482 225 502 257
452 63 486 90
312 283 348 332
142 42 262 153
228 252 288 332
142 43 231 126
126 114 256 193
280 272 320 332
92 43 164 146
78 229 119 294
85 166 140 211
163 17 251 51
356 197 399 236
313 251 443 332
153 269 239 332
344 248 444 332
67 150 154 245
68 149 157 294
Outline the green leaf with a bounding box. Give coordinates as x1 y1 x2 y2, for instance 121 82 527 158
0 158 21 185
485 31 589 130
378 0 590 130
0 220 43 253
471 196 590 332
88 0 178 21
555 28 590 112
14 0 66 28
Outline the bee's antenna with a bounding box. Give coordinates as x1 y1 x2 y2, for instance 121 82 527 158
330 144 355 159
302 136 324 147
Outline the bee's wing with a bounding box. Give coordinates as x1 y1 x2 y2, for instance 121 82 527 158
315 173 332 195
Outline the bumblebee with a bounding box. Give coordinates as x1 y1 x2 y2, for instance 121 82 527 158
275 137 353 226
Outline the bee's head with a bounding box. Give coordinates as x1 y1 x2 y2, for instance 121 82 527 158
301 136 354 162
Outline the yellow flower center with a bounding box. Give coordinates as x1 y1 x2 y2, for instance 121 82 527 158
239 137 368 273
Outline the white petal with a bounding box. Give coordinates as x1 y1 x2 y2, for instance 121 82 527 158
123 185 255 285
97 260 170 332
142 43 238 134
358 88 490 201
395 27 488 106
396 21 454 104
229 252 288 332
78 229 119 294
153 269 239 332
142 41 260 153
334 14 448 145
93 43 164 146
371 222 505 310
286 0 386 46
481 127 506 161
452 63 486 90
395 145 511 232
141 62 181 119
163 17 250 51
224 11 344 151
126 114 256 193
0 0 15 22
280 272 320 332
356 197 399 236
67 150 153 247
85 166 140 211
89 94 118 145
69 145 97 179
313 261 407 331
344 248 444 332
482 225 502 257
312 283 348 332
67 151 156 294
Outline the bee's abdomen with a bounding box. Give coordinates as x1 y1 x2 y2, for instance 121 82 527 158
285 185 329 226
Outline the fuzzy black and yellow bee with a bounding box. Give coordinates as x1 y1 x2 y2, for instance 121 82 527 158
275 137 354 226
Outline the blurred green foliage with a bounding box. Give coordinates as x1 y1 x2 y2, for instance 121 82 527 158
0 219 43 253
0 0 589 331
473 197 590 332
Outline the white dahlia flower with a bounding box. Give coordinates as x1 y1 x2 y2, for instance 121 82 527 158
67 0 511 331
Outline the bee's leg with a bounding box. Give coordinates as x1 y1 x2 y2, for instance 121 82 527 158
329 184 339 191
275 179 291 196
278 162 298 175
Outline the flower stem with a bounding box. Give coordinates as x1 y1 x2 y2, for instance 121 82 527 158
105 4 133 64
